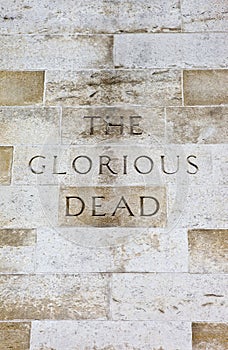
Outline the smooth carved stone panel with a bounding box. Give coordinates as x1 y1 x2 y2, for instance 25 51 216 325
188 229 228 273
0 229 36 273
0 146 13 185
59 186 167 228
45 69 182 107
192 323 228 350
35 227 188 273
0 107 60 145
0 274 110 320
183 70 228 106
182 0 228 32
0 35 113 70
0 0 181 34
30 321 192 350
114 33 228 69
111 273 227 321
166 107 228 144
0 71 44 106
62 107 165 145
0 322 31 350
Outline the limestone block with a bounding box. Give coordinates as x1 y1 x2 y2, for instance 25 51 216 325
0 107 60 145
45 69 182 107
0 35 113 70
0 229 36 273
35 227 188 273
0 146 13 185
183 70 228 106
111 273 228 321
188 229 228 273
114 33 228 69
0 71 44 106
166 107 228 144
0 322 31 350
0 274 110 320
0 0 181 34
0 186 59 229
182 0 228 32
192 323 228 350
30 320 192 350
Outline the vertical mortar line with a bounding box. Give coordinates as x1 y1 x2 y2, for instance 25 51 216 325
107 272 113 320
43 70 47 106
179 0 184 33
181 69 185 106
29 321 33 350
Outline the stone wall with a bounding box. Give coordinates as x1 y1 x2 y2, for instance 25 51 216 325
0 1 227 349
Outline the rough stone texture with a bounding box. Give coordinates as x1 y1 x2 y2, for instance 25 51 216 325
0 146 13 185
188 229 228 273
61 107 165 145
0 107 60 145
0 35 113 70
111 273 228 321
166 107 228 144
45 69 182 106
0 322 31 350
35 227 188 273
192 323 228 350
182 0 228 32
183 70 228 106
114 33 228 68
0 0 181 34
0 186 59 229
30 321 192 350
213 145 228 185
59 186 167 227
167 184 228 230
0 71 44 106
0 229 36 273
0 274 110 320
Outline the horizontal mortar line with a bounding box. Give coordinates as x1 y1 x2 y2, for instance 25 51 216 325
0 272 227 276
0 31 228 36
0 320 194 323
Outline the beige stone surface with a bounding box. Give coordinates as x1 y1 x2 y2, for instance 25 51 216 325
188 229 228 273
59 186 167 227
0 107 60 145
182 0 228 32
0 35 113 70
0 0 181 34
0 229 36 274
30 320 192 350
183 70 228 106
167 184 228 230
45 69 182 107
166 107 228 144
0 71 44 106
0 146 13 185
213 145 228 185
0 322 31 350
192 323 228 350
0 186 59 229
111 273 228 321
0 274 110 320
61 107 165 145
114 33 228 68
35 227 188 273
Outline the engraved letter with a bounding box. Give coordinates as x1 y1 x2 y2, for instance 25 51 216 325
99 156 117 175
140 196 160 216
134 156 153 174
112 196 134 216
66 196 85 216
187 155 199 174
161 155 180 174
83 116 101 135
130 116 142 135
105 116 124 135
53 155 66 175
92 196 106 216
72 156 92 174
29 155 46 174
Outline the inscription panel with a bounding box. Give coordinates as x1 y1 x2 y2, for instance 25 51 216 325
59 186 166 227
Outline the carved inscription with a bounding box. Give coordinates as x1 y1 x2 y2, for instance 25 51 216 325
59 186 166 227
